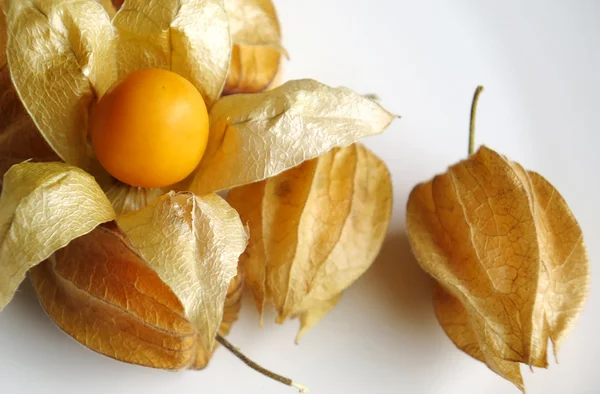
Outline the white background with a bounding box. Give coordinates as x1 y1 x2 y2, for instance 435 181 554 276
1 1 599 393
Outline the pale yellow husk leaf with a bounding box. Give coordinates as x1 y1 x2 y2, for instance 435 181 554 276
94 0 117 18
406 146 589 391
228 144 393 338
5 0 116 168
116 191 248 352
0 162 116 310
190 80 396 195
113 0 231 108
224 0 286 54
103 179 164 215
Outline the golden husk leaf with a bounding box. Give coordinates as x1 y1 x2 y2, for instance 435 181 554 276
224 0 282 49
0 162 115 309
116 192 248 352
0 61 59 187
433 283 526 391
30 223 244 370
228 144 393 340
225 42 282 95
406 146 590 391
223 0 282 94
5 0 116 168
113 0 231 108
189 80 396 195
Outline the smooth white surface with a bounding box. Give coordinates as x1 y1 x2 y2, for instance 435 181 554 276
1 1 599 393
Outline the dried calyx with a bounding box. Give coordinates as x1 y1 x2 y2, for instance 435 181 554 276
229 143 393 341
406 86 589 392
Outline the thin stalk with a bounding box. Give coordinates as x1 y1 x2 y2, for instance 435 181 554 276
468 85 485 156
217 334 309 393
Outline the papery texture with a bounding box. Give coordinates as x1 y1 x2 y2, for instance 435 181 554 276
116 192 247 352
0 162 115 309
224 0 282 49
0 63 59 186
30 224 244 370
103 180 164 215
228 144 392 338
223 0 283 95
224 41 281 94
5 0 116 167
190 80 396 194
406 146 589 390
113 0 231 107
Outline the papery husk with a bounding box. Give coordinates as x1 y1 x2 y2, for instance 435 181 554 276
112 0 231 108
5 0 116 168
0 162 116 309
223 0 282 94
229 144 393 340
0 4 61 183
224 43 282 94
30 223 244 370
0 57 58 188
100 0 284 93
4 0 232 173
103 179 164 215
116 192 248 352
189 80 396 195
406 146 589 391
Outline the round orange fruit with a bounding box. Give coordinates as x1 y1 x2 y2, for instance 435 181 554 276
90 68 209 188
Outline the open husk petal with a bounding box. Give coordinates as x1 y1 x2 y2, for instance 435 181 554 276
31 223 244 370
116 191 248 352
189 80 396 195
0 162 115 309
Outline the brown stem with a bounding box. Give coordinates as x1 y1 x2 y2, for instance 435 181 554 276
469 85 485 156
216 334 309 393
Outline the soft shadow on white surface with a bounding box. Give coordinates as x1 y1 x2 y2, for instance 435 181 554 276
358 232 434 339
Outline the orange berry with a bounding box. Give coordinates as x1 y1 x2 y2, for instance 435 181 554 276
90 68 209 188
